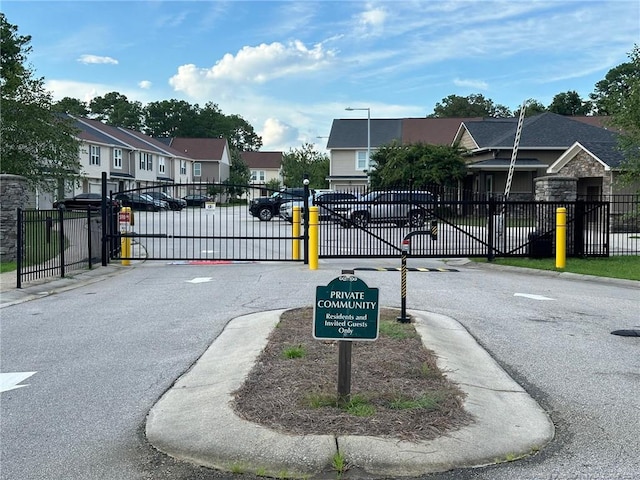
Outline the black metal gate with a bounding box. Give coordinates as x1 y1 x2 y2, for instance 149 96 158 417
318 197 611 259
105 179 305 262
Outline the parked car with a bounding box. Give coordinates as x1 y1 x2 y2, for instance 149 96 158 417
53 193 121 211
140 193 169 210
183 194 214 207
280 191 358 222
145 191 186 210
337 190 436 228
249 188 307 221
115 193 162 211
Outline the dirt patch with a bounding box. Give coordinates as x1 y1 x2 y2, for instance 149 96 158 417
233 307 471 441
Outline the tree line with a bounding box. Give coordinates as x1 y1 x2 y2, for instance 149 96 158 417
1 12 638 191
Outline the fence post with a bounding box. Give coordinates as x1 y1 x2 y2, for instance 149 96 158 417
87 208 93 269
59 208 66 278
16 208 23 289
101 172 108 266
487 197 496 261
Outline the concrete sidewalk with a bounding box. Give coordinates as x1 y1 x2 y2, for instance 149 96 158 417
146 308 555 479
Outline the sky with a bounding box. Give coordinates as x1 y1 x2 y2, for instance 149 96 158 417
3 1 639 152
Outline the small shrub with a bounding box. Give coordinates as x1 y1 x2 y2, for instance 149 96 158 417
281 344 306 359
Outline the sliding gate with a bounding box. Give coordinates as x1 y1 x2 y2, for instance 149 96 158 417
317 198 611 259
106 181 303 263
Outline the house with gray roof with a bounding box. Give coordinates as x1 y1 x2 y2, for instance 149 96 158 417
326 113 628 197
455 112 627 198
241 151 283 189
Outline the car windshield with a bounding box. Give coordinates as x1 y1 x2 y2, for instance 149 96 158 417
360 192 380 201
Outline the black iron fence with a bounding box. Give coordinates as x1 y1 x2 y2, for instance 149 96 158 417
13 188 639 287
16 208 100 288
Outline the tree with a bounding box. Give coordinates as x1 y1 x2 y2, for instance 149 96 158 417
514 99 547 117
547 90 592 116
265 178 281 191
52 97 89 116
429 94 512 118
198 103 262 151
222 149 251 199
89 91 143 130
590 52 640 116
280 143 329 188
142 99 199 137
368 142 467 191
607 45 640 186
0 14 81 188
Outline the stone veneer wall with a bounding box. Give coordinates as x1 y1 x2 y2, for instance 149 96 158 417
0 175 36 262
555 150 613 195
534 175 578 254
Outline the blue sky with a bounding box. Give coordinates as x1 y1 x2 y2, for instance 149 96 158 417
3 1 639 152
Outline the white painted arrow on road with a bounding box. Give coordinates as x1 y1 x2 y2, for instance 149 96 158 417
514 293 555 301
0 372 37 393
186 277 213 284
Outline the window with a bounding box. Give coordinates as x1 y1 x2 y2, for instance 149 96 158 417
180 160 187 175
139 152 152 171
113 148 122 169
356 151 368 171
158 156 165 174
193 162 201 177
251 170 266 182
90 145 100 165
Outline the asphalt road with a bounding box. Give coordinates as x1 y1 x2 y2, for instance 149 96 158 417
1 259 638 479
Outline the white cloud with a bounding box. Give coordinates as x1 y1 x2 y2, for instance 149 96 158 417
77 54 118 65
453 78 489 90
260 118 298 151
360 5 387 28
169 40 337 99
138 80 152 89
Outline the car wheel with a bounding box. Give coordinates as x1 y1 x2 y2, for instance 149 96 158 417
258 207 273 221
395 220 407 227
409 210 425 227
353 212 369 228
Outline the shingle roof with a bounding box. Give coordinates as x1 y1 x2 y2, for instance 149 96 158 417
240 151 283 169
401 117 483 145
463 112 617 149
579 141 625 168
169 138 228 160
327 119 402 149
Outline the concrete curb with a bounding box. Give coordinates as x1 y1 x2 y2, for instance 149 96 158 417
146 308 555 478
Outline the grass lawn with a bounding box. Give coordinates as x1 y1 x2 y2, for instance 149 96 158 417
481 256 640 281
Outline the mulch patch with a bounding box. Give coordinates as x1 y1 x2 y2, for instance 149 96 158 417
232 307 472 441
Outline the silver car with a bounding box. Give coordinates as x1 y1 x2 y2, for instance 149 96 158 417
338 190 435 228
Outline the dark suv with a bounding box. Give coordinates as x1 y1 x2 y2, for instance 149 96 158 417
337 190 435 228
249 188 307 221
145 191 187 211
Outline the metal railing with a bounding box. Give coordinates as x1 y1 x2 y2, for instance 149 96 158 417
16 208 101 288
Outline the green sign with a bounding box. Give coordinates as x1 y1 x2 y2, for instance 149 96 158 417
314 274 379 341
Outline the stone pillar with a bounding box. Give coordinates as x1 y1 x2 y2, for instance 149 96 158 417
0 175 35 262
534 176 578 255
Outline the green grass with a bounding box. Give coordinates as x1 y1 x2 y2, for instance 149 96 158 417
303 392 375 416
0 261 16 273
378 319 418 340
388 393 443 411
482 256 640 281
281 344 306 359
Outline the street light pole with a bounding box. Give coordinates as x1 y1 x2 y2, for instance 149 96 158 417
345 107 371 187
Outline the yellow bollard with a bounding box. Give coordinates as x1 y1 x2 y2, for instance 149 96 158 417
556 207 566 269
292 206 301 260
119 206 132 266
309 206 319 270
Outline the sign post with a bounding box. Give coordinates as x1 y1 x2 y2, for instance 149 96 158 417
314 271 379 405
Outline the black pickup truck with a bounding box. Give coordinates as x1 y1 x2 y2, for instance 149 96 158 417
249 187 307 221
